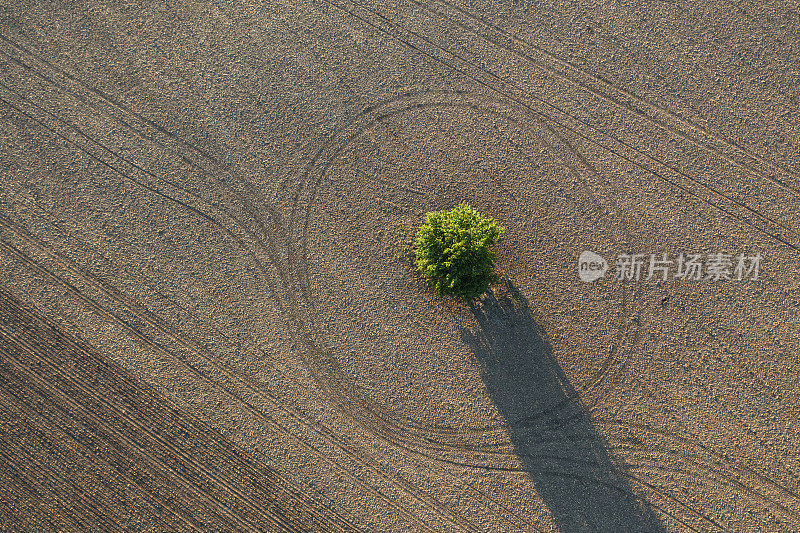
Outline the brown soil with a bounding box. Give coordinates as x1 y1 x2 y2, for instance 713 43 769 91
1 0 799 531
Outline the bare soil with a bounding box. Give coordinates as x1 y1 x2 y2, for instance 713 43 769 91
1 0 799 531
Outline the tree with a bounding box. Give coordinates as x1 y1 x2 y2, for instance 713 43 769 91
414 202 505 300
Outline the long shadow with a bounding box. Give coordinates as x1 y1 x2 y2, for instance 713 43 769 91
461 280 664 532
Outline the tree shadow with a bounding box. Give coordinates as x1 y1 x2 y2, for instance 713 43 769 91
461 280 664 532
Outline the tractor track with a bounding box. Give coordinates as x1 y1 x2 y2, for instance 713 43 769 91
0 44 629 456
0 196 545 532
0 213 478 531
1 3 798 530
402 0 800 196
0 58 784 532
305 0 800 252
0 84 536 528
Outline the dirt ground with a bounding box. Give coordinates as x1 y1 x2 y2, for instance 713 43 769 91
1 0 799 531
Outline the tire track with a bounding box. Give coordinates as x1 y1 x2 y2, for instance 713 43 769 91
391 394 799 530
267 4 798 484
310 0 800 253
401 440 724 532
0 17 639 471
0 214 481 532
0 68 535 528
0 49 482 450
0 38 716 533
0 31 292 294
2 198 545 532
289 89 640 450
410 0 800 196
283 83 800 530
0 78 289 317
274 17 800 528
281 87 731 532
0 10 792 528
6 204 786 532
601 419 800 523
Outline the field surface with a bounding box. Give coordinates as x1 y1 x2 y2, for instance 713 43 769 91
1 0 799 531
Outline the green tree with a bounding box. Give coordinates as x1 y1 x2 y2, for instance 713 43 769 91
414 203 506 300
